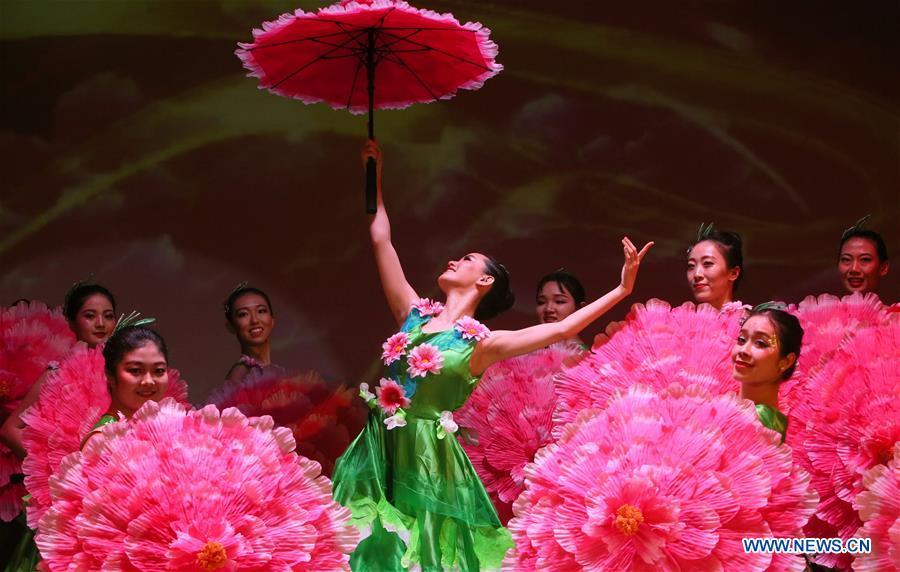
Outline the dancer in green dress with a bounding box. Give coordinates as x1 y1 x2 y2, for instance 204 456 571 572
731 303 803 441
332 140 653 571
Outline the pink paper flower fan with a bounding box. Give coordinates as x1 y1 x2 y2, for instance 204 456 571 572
36 399 359 571
20 346 190 529
407 342 444 377
553 299 743 433
788 317 900 568
507 384 816 572
781 292 889 413
456 340 585 523
208 367 367 476
853 447 900 572
0 300 76 417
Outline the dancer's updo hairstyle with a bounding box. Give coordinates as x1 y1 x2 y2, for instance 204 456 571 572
103 326 168 375
475 256 515 321
63 283 116 322
536 270 586 306
688 225 744 292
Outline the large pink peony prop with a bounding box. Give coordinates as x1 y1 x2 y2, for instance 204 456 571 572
207 367 367 476
456 340 585 523
21 346 189 529
507 384 817 572
36 399 359 571
553 300 745 432
781 292 889 414
786 315 900 569
853 445 900 572
0 300 76 416
0 300 76 521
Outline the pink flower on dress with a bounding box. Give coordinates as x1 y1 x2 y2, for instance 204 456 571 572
412 298 444 317
384 411 408 431
454 316 490 341
358 382 376 403
436 411 458 440
407 344 444 378
381 332 410 365
375 378 410 414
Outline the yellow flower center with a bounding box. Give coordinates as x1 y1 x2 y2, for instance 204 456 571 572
196 541 228 570
614 504 644 536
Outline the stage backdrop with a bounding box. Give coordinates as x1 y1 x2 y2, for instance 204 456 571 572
2 0 898 403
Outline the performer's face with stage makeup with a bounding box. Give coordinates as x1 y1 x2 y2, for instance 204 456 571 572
536 281 578 324
838 237 888 294
731 315 793 387
69 293 116 348
108 343 169 418
228 292 275 347
438 253 494 292
686 240 738 309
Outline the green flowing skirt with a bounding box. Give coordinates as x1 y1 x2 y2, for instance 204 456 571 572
332 411 513 571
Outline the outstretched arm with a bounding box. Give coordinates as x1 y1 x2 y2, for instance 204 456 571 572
470 237 653 375
364 140 419 326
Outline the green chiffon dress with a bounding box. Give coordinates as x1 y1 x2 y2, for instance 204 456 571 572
332 305 513 571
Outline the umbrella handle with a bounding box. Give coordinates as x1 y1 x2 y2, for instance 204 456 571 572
365 157 377 214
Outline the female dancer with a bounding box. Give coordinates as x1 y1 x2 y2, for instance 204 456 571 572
535 270 588 348
686 224 743 310
331 140 652 571
731 303 803 441
84 324 171 443
0 283 116 457
222 284 276 382
5 321 169 572
837 217 889 296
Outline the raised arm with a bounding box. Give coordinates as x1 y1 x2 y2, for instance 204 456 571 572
471 237 653 375
364 140 419 325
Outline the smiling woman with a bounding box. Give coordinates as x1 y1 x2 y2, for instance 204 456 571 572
731 303 803 441
686 225 743 310
81 325 171 445
222 284 276 382
838 225 890 296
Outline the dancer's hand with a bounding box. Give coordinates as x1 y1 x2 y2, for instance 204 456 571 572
361 139 383 182
620 236 653 293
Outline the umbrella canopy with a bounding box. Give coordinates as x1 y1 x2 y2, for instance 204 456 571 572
237 0 501 113
236 0 502 211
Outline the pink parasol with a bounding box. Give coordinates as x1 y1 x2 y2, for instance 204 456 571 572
236 0 502 212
